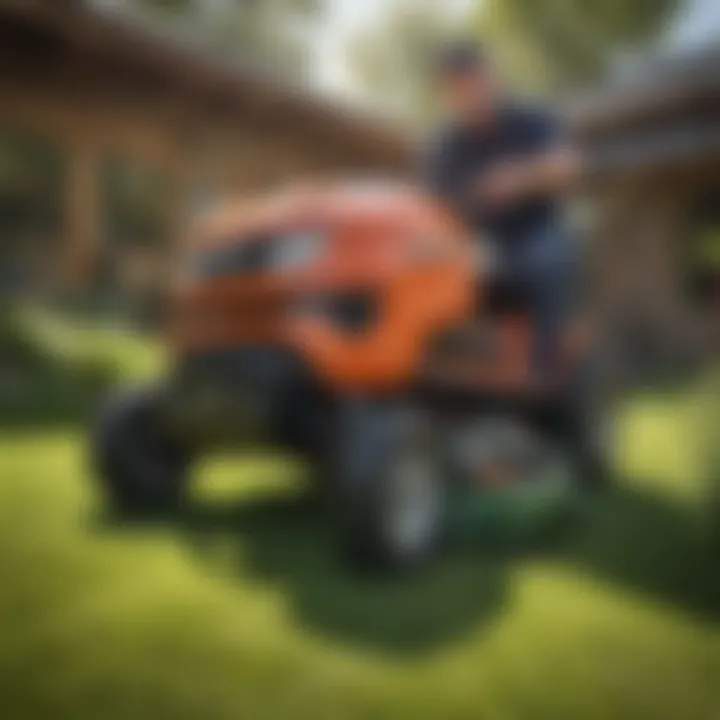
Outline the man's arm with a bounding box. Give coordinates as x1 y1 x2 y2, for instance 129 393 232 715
476 109 584 208
477 144 584 208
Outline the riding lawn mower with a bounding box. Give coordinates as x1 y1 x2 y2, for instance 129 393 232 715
92 183 609 571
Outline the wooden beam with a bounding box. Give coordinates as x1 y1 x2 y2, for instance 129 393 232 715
63 138 100 287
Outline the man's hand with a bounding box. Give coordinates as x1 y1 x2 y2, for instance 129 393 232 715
474 161 530 208
475 146 583 209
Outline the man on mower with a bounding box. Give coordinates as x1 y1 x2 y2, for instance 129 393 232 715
423 41 583 384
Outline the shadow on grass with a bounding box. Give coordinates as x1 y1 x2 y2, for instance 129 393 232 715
99 476 720 656
567 483 720 620
110 492 512 655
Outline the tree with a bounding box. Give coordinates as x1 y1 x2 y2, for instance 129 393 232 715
110 0 325 80
346 0 461 128
474 0 684 93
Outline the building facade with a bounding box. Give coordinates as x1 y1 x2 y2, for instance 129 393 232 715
0 0 410 298
571 49 720 370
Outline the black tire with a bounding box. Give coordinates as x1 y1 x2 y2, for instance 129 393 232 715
300 407 338 503
558 360 615 492
92 385 191 515
336 401 445 572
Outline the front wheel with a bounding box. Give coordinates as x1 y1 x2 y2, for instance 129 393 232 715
336 402 445 572
92 385 191 515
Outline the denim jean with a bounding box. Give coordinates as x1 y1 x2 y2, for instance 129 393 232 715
494 224 577 380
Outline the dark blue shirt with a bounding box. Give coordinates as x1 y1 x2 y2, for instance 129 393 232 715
423 104 564 246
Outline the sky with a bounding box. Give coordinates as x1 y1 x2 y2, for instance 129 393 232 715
314 0 383 95
670 0 720 48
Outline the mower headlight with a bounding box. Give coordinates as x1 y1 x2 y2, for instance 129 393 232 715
271 230 327 272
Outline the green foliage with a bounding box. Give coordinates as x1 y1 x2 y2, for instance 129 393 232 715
474 0 682 92
346 0 460 128
345 0 681 122
692 227 720 269
0 128 63 239
0 310 161 427
125 0 325 79
102 158 170 248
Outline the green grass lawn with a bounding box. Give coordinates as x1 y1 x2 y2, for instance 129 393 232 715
0 316 719 719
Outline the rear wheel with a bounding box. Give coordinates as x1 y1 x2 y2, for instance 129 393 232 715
336 402 445 572
557 360 615 492
93 385 191 515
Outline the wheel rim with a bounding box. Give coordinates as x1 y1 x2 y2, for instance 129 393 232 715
382 450 440 558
